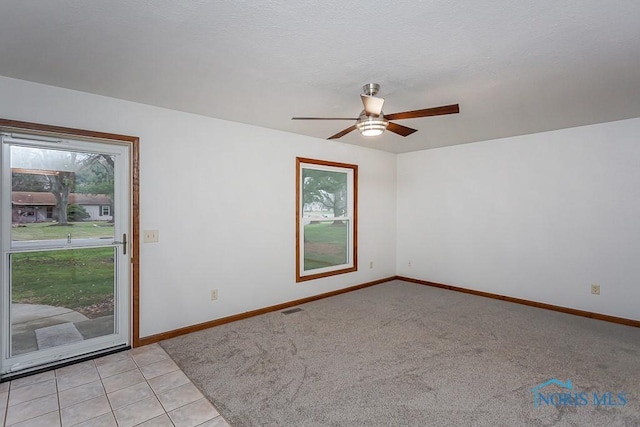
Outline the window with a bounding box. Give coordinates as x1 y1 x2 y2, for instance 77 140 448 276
296 157 357 282
101 205 111 216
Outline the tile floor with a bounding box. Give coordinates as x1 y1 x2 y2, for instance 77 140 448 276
0 344 231 426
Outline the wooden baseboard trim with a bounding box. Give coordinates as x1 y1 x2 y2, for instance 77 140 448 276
397 276 640 328
139 275 638 346
138 276 397 346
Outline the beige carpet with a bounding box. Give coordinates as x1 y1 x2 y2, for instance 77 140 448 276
161 280 640 426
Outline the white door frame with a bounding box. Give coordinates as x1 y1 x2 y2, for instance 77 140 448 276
0 119 139 378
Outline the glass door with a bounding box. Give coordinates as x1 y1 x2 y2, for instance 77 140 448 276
1 133 130 375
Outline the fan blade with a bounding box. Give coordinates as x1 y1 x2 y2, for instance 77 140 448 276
292 117 357 120
385 104 459 121
328 125 357 140
387 122 418 137
360 95 385 116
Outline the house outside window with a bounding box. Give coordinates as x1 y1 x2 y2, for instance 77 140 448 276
101 205 111 216
296 157 357 282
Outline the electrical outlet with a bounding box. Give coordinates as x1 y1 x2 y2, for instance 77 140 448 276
591 284 600 295
210 289 218 300
143 229 159 243
408 261 412 267
369 261 374 269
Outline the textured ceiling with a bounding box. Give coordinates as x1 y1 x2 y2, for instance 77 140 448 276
1 1 639 153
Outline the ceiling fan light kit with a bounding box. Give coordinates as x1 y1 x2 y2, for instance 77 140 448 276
355 111 388 136
292 83 459 140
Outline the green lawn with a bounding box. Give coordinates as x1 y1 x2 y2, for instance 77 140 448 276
304 221 348 270
12 221 114 241
11 247 115 315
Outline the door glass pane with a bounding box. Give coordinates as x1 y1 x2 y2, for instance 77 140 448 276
11 145 115 244
10 247 116 357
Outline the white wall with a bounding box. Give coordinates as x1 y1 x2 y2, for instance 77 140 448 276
4 74 637 335
397 118 640 321
0 76 397 337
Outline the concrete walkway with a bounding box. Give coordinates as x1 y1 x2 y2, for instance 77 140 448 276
11 304 113 356
12 304 88 334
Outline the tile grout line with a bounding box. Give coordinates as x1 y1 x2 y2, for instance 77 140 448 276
98 358 117 427
3 382 9 427
134 347 222 426
103 388 118 425
107 349 174 426
55 368 62 427
3 345 226 427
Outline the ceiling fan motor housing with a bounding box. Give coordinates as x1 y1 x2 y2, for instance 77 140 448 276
363 83 380 97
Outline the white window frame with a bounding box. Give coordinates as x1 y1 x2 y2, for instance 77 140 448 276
296 157 357 282
101 205 111 216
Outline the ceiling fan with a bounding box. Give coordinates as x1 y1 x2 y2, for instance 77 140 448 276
292 83 459 140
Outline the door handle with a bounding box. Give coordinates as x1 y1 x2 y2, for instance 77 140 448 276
114 233 127 255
